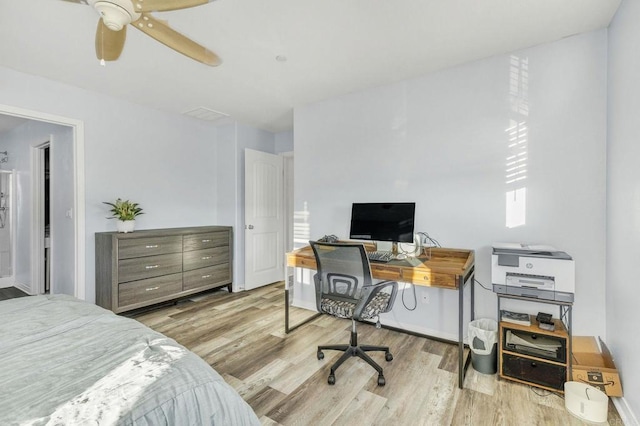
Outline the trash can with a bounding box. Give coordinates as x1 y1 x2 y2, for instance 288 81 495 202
468 318 498 374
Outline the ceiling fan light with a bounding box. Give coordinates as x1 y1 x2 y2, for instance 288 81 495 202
91 1 140 31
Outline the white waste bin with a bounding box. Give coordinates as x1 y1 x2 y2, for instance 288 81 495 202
468 318 498 374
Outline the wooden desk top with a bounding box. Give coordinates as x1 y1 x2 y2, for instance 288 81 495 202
286 246 475 290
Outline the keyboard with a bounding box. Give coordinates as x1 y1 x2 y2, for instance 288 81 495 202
367 250 393 263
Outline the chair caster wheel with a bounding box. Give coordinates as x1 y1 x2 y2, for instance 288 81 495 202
317 351 324 360
377 375 386 386
385 352 393 362
328 375 336 385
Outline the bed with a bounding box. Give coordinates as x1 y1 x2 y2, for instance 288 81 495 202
0 294 260 425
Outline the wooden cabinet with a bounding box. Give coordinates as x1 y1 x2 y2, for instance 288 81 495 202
498 317 569 392
96 226 232 313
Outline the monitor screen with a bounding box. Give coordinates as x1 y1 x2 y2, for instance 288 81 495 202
349 202 416 243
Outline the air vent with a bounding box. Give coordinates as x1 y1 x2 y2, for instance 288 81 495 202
183 107 229 122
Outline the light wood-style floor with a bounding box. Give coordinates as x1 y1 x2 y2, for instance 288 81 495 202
132 283 622 425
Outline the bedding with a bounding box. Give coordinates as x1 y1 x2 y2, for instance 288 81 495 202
0 294 260 425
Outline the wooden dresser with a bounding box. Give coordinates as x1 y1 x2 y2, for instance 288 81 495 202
95 226 232 313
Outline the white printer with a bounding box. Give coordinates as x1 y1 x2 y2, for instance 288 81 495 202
491 243 575 303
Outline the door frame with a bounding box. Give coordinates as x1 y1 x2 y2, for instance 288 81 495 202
31 141 49 294
0 104 85 299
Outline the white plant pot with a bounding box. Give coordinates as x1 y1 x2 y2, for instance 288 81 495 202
117 220 135 233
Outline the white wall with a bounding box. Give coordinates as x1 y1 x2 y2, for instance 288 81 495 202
275 130 294 153
607 0 640 420
294 30 607 340
0 66 220 303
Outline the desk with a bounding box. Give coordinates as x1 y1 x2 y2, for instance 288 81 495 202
285 245 475 388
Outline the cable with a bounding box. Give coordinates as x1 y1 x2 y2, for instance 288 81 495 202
401 282 417 311
530 386 562 398
415 231 441 248
474 278 492 292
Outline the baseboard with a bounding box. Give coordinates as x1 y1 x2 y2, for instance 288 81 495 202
290 300 459 343
613 397 639 426
369 317 459 343
291 299 316 311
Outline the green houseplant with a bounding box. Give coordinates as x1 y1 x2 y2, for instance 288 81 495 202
103 198 144 233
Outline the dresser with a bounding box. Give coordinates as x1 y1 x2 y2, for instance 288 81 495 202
95 226 232 313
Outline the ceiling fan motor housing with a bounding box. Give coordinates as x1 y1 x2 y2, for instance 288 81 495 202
89 0 140 31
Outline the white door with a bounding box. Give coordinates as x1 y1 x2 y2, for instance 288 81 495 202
244 149 284 290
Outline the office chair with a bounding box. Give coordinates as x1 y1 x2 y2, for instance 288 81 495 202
310 241 398 386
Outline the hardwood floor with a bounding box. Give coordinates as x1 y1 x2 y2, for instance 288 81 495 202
132 283 622 425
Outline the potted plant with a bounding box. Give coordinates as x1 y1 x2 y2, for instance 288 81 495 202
103 198 144 233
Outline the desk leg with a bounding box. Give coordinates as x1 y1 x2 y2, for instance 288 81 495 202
285 286 291 333
459 277 463 388
458 273 474 389
284 266 321 334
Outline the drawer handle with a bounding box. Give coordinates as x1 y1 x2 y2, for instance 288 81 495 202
202 274 212 279
202 239 211 243
145 265 159 269
201 256 212 260
423 276 429 281
145 245 159 248
530 362 537 368
145 286 159 291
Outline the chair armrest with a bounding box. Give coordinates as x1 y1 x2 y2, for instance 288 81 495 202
353 280 398 320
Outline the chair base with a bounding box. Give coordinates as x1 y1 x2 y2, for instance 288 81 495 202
317 328 393 386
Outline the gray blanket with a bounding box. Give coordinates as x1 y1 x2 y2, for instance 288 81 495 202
0 295 260 426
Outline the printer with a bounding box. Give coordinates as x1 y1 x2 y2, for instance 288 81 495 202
492 243 575 303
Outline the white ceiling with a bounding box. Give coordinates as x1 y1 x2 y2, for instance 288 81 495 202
0 0 621 133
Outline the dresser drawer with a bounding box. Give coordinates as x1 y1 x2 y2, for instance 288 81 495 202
118 273 183 307
183 247 230 271
118 236 183 259
118 253 183 283
183 264 231 291
183 232 229 251
501 353 566 390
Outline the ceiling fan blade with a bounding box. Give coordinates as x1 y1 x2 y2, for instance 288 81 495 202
60 0 88 4
133 0 212 13
132 14 221 66
95 19 127 61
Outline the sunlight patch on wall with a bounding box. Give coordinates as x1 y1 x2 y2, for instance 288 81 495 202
293 201 311 248
505 55 529 228
506 187 527 228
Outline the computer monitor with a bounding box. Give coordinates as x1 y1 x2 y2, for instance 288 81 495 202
349 202 416 243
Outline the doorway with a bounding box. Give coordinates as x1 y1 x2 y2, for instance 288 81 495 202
244 149 284 290
0 104 85 299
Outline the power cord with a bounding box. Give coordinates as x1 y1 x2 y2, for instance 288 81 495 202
530 386 563 398
474 278 492 292
401 282 417 311
415 231 441 248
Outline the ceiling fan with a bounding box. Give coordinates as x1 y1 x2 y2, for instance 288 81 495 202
62 0 221 66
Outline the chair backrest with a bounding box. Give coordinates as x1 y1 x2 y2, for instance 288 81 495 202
309 241 372 310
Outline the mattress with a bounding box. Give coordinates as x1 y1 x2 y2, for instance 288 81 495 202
0 294 260 425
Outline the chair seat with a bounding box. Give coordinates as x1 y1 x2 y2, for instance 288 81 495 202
320 292 391 320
